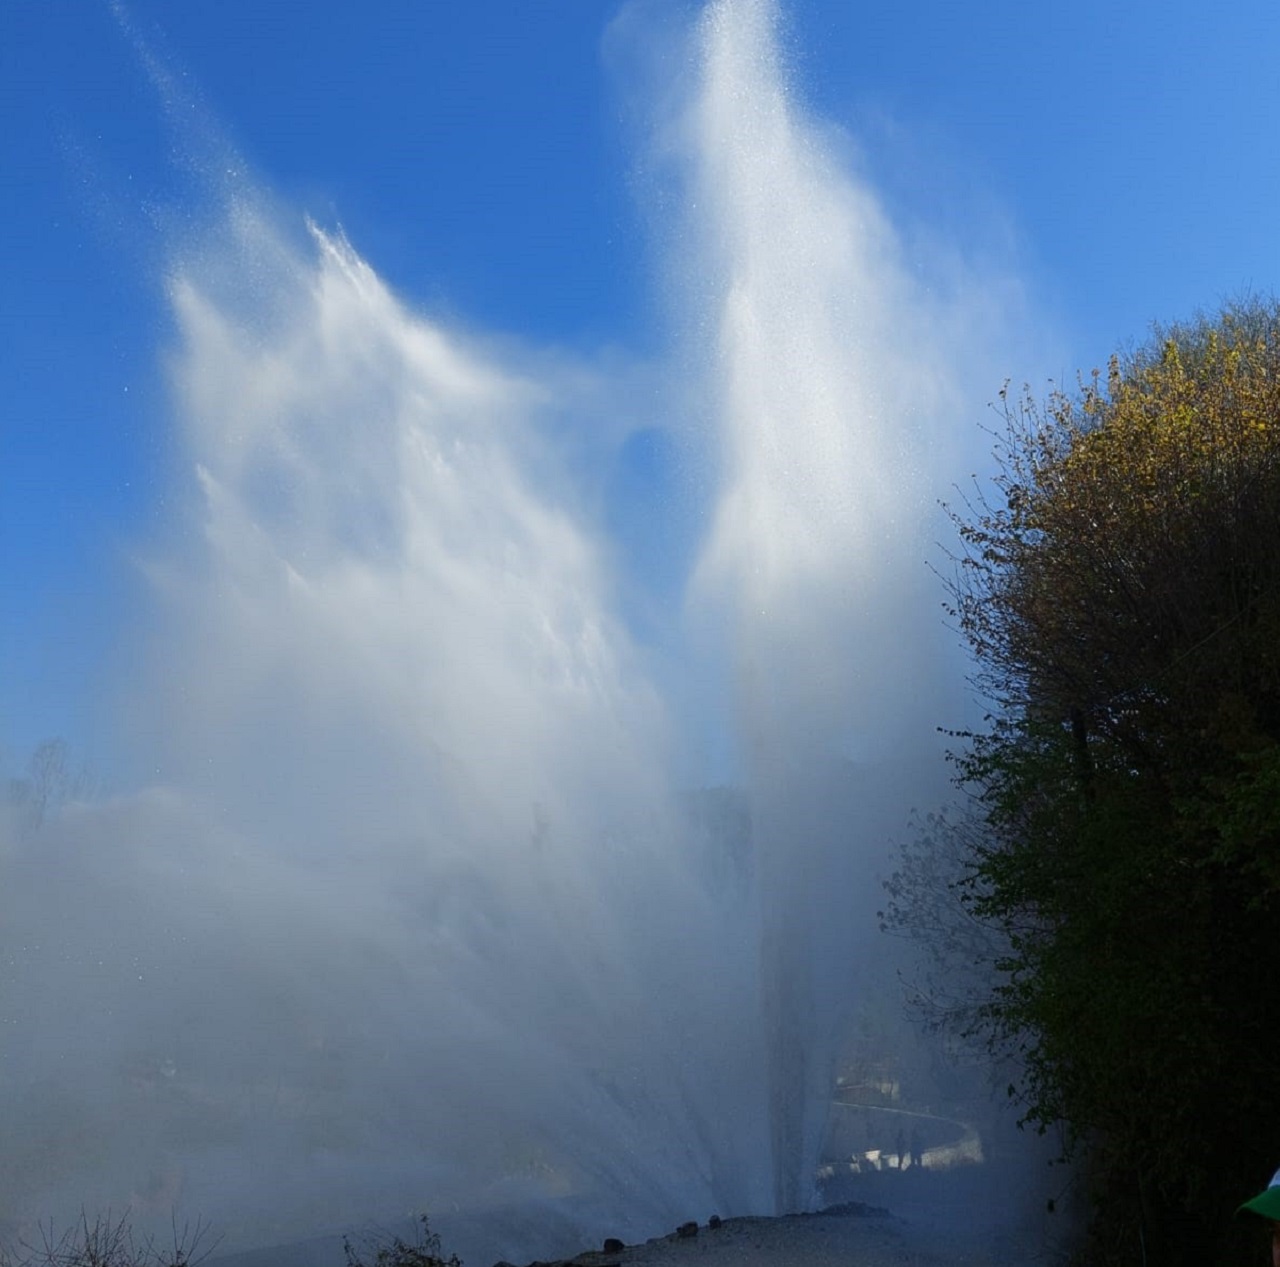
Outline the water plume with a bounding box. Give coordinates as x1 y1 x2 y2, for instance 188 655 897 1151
683 0 996 1208
2 0 1041 1258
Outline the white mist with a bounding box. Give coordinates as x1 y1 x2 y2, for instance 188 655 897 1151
1 0 1037 1258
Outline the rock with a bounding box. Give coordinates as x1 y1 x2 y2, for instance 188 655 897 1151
675 1221 698 1239
602 1239 625 1254
707 1215 722 1230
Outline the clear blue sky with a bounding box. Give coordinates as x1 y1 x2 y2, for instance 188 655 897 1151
5 0 1280 766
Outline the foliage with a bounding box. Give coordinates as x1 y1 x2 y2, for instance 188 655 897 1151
1 1211 220 1267
878 804 1012 1054
894 303 1280 1266
342 1216 461 1267
956 309 1280 758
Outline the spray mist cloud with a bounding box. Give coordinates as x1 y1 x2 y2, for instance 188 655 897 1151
2 0 1044 1257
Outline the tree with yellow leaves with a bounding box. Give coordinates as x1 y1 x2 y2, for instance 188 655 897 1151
922 303 1280 1266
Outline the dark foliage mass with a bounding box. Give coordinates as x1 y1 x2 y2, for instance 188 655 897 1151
887 302 1280 1267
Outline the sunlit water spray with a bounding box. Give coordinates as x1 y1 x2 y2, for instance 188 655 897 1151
2 0 1031 1258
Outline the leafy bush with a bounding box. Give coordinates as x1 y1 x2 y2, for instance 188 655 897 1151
342 1216 460 1267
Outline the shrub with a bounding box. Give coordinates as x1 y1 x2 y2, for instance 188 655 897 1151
342 1216 461 1267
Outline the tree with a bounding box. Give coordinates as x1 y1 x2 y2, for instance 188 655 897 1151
4 739 94 837
878 805 1012 1056
1 1210 219 1267
957 311 1280 765
905 303 1280 1267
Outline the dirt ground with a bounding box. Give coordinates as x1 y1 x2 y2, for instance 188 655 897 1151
207 1161 1073 1267
524 1164 1074 1267
547 1202 1058 1267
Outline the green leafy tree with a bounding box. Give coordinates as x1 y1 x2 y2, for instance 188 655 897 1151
901 303 1280 1266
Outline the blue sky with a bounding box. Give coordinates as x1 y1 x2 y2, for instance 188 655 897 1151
5 0 1280 768
5 4 1280 1242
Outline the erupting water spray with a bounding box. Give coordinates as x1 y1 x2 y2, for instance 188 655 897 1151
2 0 1026 1256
